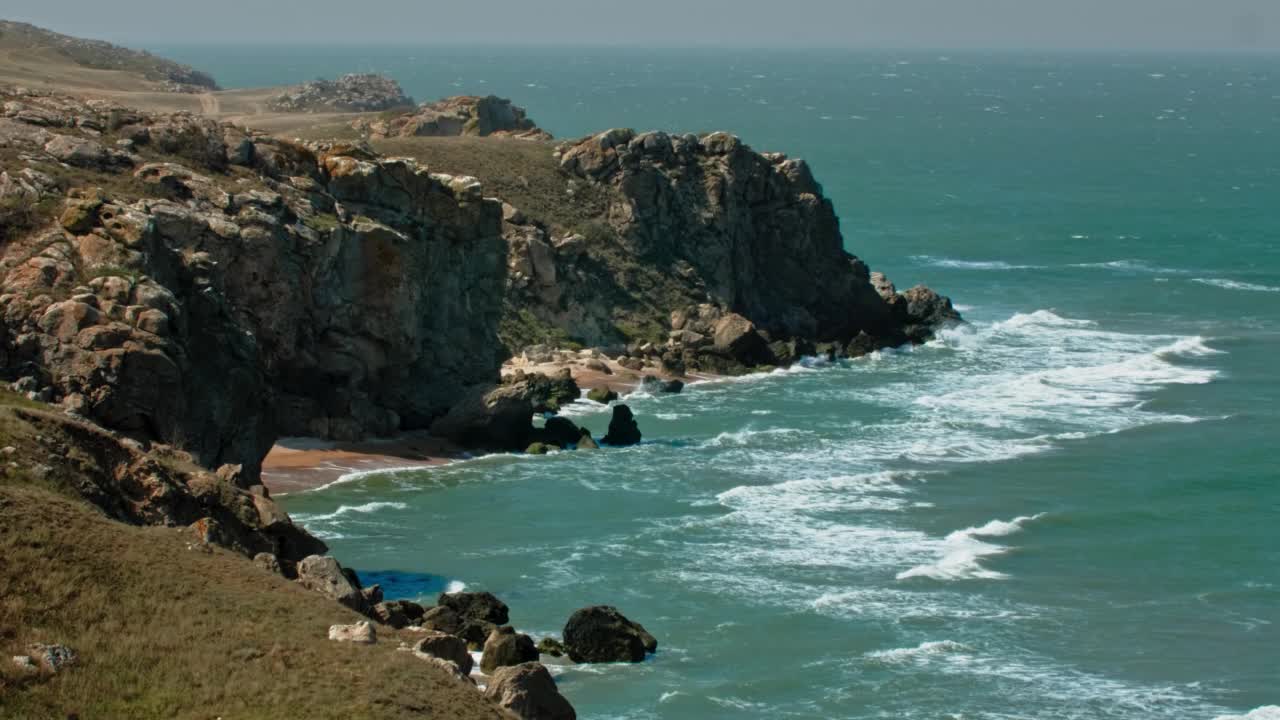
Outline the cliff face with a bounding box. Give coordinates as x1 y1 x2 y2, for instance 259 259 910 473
354 95 551 141
501 129 958 370
0 88 507 475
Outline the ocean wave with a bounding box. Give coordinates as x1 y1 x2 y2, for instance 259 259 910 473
292 501 408 524
702 427 805 448
1215 707 1280 720
1193 277 1280 293
866 639 972 664
1070 259 1187 274
896 513 1044 581
717 471 924 514
912 254 1045 271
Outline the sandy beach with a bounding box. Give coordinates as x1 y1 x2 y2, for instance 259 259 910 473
261 354 720 495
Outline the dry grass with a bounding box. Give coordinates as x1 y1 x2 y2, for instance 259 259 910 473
0 396 505 720
369 136 611 238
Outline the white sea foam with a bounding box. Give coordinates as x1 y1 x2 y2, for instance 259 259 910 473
445 580 467 594
896 514 1044 581
292 501 408 523
866 639 972 664
1193 277 1280 293
1071 259 1187 274
702 427 804 448
1215 707 1280 720
912 255 1044 271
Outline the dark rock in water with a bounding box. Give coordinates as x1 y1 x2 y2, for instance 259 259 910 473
484 662 577 720
536 637 566 658
900 285 961 340
586 386 618 404
577 430 600 451
481 626 540 673
341 566 363 590
845 331 877 359
542 416 581 448
525 442 551 455
769 338 817 366
438 591 510 625
640 375 683 394
414 632 474 675
601 405 642 447
562 606 657 663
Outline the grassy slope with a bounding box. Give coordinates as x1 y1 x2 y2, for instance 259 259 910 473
0 395 505 719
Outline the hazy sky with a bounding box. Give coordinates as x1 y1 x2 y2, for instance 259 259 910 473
6 0 1279 50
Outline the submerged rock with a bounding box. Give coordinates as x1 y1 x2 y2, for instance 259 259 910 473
536 637 566 657
483 662 576 720
586 386 619 404
601 405 642 447
562 606 656 663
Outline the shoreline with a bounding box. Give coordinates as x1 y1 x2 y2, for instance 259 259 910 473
262 354 722 496
261 432 464 495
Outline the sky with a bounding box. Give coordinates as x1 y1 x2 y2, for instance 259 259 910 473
4 0 1279 50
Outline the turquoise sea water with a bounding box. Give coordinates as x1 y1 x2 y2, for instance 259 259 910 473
161 46 1279 719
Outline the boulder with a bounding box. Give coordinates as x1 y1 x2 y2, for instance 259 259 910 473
459 620 499 652
601 405 642 447
641 376 683 394
483 662 577 720
413 632 473 675
586 386 618 404
370 600 425 629
525 442 551 455
577 431 600 451
438 591 510 625
328 621 376 644
562 606 656 663
419 605 465 635
296 555 366 612
712 313 773 365
541 416 581 448
481 626 540 674
253 552 282 575
536 638 566 658
430 383 535 450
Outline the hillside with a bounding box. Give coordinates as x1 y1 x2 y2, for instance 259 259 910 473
0 396 502 719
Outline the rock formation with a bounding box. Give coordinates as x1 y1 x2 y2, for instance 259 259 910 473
354 95 550 140
502 128 960 373
480 626 539 673
0 87 507 476
414 632 474 675
483 662 576 720
562 606 656 663
267 74 413 113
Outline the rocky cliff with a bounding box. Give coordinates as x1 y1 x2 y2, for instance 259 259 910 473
499 128 958 372
1 87 507 476
354 95 550 141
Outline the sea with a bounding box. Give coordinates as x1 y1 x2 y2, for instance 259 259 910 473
155 45 1279 720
